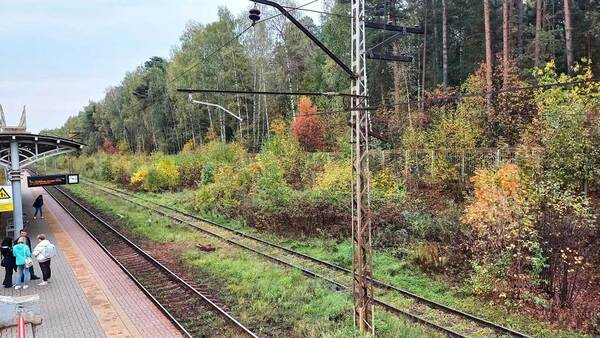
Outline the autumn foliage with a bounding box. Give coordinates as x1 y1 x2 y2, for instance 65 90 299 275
291 96 324 152
462 164 541 299
102 138 117 154
462 164 537 256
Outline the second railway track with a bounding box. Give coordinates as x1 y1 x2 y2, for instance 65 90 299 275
44 185 258 338
74 178 530 338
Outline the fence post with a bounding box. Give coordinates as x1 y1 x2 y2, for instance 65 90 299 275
461 151 465 182
495 148 500 166
430 149 435 176
381 150 385 167
404 149 409 179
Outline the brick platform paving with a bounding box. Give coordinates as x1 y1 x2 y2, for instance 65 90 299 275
1 181 106 338
1 177 182 338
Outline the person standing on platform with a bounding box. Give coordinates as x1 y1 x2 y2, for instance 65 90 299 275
13 237 31 290
33 195 44 219
32 234 55 286
15 230 40 280
1 237 16 288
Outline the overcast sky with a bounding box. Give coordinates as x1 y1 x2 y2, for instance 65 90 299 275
0 0 321 133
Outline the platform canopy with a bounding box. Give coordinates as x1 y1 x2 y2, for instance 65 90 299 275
0 105 85 238
0 133 84 169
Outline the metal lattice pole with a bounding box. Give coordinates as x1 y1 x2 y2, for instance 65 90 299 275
351 0 374 334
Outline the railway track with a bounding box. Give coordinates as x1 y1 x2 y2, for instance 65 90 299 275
76 178 531 338
44 185 258 338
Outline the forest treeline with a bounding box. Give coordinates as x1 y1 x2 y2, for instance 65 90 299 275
44 0 599 153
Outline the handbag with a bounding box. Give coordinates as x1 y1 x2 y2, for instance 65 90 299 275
25 257 33 268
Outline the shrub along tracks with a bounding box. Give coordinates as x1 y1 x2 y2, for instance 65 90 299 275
44 185 258 338
78 179 530 338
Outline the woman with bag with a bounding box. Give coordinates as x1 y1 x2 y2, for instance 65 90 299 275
1 237 16 288
12 237 32 290
32 234 55 286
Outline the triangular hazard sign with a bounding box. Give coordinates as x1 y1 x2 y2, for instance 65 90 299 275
0 187 11 199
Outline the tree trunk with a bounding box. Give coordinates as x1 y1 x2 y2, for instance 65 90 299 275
535 0 543 65
516 0 524 53
559 264 569 306
421 2 428 109
389 0 403 117
219 111 226 143
484 0 494 115
275 25 297 120
442 0 448 90
431 0 438 87
261 72 269 141
503 0 511 87
252 66 258 149
404 68 413 127
585 0 593 62
189 112 196 146
563 0 574 73
393 45 403 116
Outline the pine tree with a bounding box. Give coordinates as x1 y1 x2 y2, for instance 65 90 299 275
503 0 511 86
442 0 448 90
535 0 543 65
563 0 574 72
484 0 494 115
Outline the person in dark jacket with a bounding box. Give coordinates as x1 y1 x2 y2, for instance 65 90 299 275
1 237 16 288
14 230 40 280
33 195 44 219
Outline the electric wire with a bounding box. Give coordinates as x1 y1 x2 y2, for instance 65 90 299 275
280 5 353 19
254 0 320 24
252 77 600 120
361 77 600 111
178 78 598 110
130 0 320 107
177 88 365 98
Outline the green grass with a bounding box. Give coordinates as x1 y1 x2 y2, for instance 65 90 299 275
67 184 202 244
96 183 592 338
184 249 438 338
64 184 440 337
59 174 592 337
274 238 592 338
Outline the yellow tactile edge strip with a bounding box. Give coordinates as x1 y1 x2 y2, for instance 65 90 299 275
44 199 142 338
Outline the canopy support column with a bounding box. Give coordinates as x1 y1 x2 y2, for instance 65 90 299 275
10 140 23 238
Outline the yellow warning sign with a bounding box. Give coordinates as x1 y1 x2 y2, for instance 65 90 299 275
0 186 13 212
0 187 10 199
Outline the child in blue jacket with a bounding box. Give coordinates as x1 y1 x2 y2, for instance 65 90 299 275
12 237 31 290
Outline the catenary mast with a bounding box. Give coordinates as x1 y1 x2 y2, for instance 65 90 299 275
351 0 374 334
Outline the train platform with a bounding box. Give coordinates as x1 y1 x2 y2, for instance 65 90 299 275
1 177 182 338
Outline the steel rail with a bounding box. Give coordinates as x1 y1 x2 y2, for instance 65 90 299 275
44 184 259 338
81 179 529 337
42 186 195 338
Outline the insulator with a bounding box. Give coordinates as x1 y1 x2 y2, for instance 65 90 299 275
249 8 261 23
